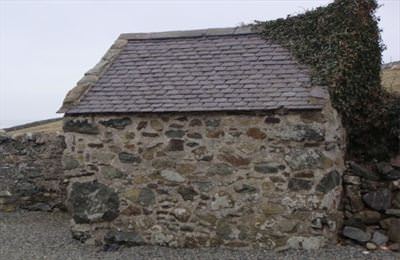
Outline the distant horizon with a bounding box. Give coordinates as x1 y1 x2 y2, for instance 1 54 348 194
0 117 62 130
1 119 34 129
1 0 399 129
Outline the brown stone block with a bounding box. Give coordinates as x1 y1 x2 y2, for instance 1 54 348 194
246 128 267 140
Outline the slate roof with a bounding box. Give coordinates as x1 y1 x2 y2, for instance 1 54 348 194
65 27 326 114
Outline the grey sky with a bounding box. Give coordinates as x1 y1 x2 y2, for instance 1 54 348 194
0 0 399 128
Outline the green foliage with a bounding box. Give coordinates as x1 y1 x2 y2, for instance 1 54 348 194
256 0 399 160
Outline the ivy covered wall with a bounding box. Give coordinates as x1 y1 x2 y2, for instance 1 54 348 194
255 0 399 160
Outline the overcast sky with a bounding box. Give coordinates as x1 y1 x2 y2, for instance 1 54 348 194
0 0 399 128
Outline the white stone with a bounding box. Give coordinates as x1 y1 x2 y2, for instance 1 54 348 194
172 208 190 222
160 170 185 183
343 175 361 185
0 191 11 197
25 132 34 140
174 208 187 215
366 242 377 250
287 236 327 250
211 194 233 210
87 213 104 222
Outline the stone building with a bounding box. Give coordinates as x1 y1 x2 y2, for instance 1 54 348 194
58 27 346 248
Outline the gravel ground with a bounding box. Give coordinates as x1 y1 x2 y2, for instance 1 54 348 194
0 211 399 260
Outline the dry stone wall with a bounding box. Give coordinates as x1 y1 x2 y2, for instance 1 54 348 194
342 161 400 251
63 104 345 249
0 131 66 212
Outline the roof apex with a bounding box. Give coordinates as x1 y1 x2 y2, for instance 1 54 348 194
119 26 255 40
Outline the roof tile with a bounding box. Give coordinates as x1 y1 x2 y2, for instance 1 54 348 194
66 32 326 114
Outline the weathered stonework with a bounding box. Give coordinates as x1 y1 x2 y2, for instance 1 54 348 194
342 161 400 249
63 102 345 248
0 132 66 212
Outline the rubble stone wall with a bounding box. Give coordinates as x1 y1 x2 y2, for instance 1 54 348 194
0 132 66 212
63 102 345 249
342 161 400 250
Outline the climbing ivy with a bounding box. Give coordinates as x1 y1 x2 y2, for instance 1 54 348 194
255 0 399 160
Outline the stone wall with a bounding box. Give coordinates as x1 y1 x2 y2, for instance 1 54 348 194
63 103 345 249
0 131 66 212
341 161 400 251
